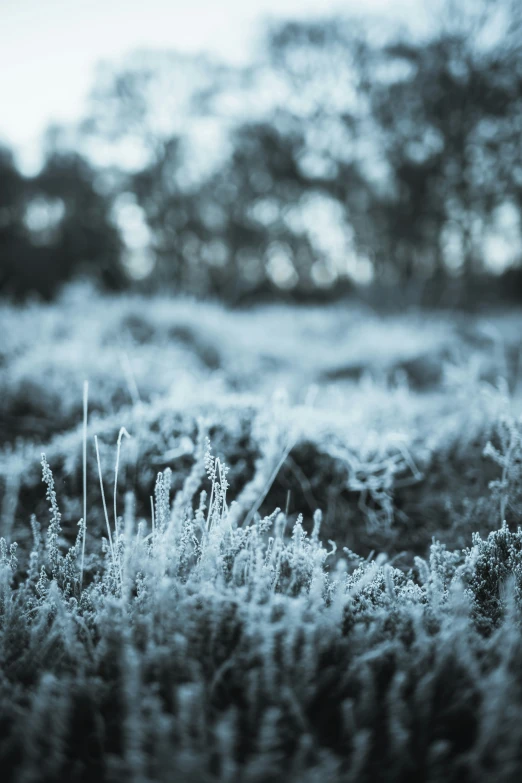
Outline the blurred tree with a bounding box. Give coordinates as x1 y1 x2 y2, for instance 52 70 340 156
0 147 124 300
33 152 124 290
0 148 36 295
76 0 522 301
268 1 522 285
83 48 365 299
367 9 522 279
126 119 323 300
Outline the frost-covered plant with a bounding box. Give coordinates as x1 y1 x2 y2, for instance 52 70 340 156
326 431 422 530
484 412 522 526
2 432 522 783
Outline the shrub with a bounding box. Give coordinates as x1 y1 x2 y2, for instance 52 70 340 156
2 438 522 782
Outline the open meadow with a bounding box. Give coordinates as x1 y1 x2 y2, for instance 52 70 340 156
1 285 522 781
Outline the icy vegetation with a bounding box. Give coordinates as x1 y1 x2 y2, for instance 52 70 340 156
1 284 522 782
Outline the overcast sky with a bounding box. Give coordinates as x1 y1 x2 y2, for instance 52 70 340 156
0 0 426 169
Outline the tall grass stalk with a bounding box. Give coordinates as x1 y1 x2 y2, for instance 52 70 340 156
80 380 88 590
114 427 131 536
94 435 116 573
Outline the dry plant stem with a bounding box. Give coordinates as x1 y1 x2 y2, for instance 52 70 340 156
81 380 88 590
114 427 130 588
94 435 116 570
114 427 131 538
244 438 295 528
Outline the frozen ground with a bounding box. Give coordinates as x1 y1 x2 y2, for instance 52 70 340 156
1 285 522 782
2 284 521 558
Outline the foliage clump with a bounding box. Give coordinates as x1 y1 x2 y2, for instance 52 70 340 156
2 437 522 782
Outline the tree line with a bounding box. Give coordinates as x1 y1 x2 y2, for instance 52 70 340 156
2 0 522 303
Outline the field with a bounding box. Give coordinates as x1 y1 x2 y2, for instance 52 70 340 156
1 284 522 782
